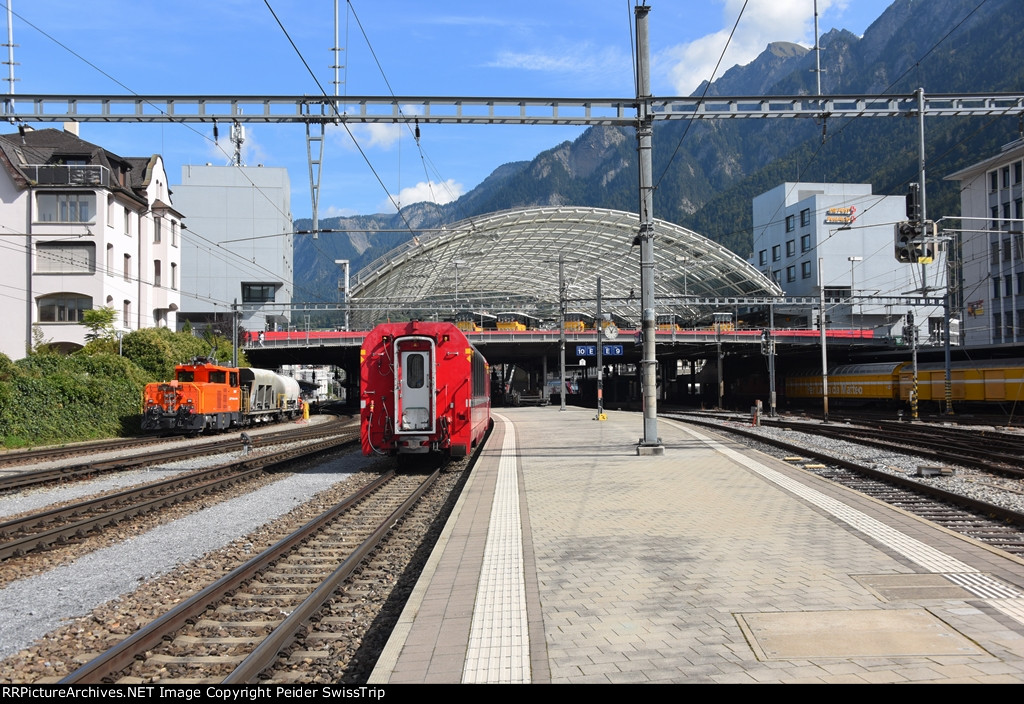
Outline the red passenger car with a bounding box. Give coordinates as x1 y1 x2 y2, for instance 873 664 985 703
360 321 491 458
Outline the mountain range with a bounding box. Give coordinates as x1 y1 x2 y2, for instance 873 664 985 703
293 0 1024 308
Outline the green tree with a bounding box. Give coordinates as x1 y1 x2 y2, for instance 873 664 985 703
81 306 118 343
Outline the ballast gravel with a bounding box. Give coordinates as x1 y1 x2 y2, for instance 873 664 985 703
682 415 1024 515
0 450 373 662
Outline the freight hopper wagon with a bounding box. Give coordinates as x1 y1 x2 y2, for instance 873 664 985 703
360 321 491 458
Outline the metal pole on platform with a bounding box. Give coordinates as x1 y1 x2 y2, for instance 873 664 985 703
819 258 829 422
596 276 604 420
558 254 567 412
768 303 777 417
635 4 662 454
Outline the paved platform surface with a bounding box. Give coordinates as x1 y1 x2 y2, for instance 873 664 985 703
370 407 1024 683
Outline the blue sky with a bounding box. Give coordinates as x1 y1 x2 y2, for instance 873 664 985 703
6 0 893 220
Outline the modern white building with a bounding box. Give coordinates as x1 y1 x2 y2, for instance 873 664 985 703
749 182 946 342
0 126 181 359
945 139 1024 347
173 165 293 334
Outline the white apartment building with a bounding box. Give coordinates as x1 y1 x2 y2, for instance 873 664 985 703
750 182 946 342
0 126 181 359
945 139 1024 347
173 165 293 333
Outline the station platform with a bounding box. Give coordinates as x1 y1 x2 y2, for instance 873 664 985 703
369 406 1024 684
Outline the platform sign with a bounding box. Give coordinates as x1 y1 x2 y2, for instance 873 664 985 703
576 345 623 356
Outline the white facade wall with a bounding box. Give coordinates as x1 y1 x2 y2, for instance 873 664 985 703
946 140 1024 347
750 182 946 341
173 165 293 332
0 142 180 360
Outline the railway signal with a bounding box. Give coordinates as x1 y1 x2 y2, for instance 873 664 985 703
894 221 936 264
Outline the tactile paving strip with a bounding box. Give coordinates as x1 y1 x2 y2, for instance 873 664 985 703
462 414 530 684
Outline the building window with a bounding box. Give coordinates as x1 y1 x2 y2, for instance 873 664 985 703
124 207 132 236
37 192 96 223
772 245 781 262
1004 238 1012 262
801 261 812 279
171 262 177 290
1003 167 1011 188
123 254 131 282
786 266 796 283
800 208 811 227
993 312 1002 341
1016 163 1022 184
154 260 162 287
786 240 795 257
772 270 781 285
801 234 811 252
990 171 999 192
1004 202 1012 228
785 215 795 232
1006 275 1013 297
123 300 131 328
1018 272 1024 296
992 206 1000 230
36 242 95 274
242 283 276 303
171 221 178 247
1006 311 1015 339
758 249 767 266
154 217 162 244
106 244 113 275
37 294 92 323
992 241 1000 266
994 278 1001 298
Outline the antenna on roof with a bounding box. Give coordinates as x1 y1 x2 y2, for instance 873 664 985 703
230 120 245 167
3 1 18 123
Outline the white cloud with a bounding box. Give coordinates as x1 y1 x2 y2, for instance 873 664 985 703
487 43 627 79
659 0 844 95
331 104 424 151
380 179 466 212
320 205 358 219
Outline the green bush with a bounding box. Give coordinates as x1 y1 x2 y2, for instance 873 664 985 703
0 329 240 447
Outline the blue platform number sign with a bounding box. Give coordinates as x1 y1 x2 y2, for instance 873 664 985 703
576 345 622 356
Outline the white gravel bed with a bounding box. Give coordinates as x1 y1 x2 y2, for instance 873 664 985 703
681 416 1024 515
0 449 372 661
0 419 339 521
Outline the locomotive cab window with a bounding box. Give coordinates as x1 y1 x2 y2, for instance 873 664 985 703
230 372 239 387
406 353 425 389
208 371 227 384
177 370 195 382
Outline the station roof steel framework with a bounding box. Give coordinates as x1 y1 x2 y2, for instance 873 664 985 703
347 206 782 329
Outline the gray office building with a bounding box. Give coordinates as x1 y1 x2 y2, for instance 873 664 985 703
174 165 293 333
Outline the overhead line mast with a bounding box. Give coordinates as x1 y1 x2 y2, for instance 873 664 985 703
634 4 662 455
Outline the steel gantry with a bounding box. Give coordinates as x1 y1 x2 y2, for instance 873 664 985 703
4 91 1024 125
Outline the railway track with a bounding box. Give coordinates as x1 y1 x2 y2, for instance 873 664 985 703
60 469 437 684
0 429 357 561
0 436 174 470
0 419 348 494
663 413 1024 558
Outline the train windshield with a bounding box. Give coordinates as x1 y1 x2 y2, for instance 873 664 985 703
406 354 425 389
176 370 194 382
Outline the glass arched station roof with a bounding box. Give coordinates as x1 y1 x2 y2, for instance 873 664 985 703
349 206 781 328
